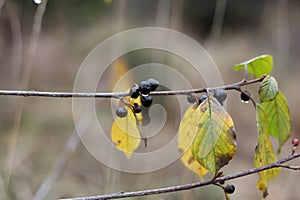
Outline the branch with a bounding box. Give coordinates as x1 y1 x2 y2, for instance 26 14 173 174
0 76 266 98
278 164 300 170
61 152 300 200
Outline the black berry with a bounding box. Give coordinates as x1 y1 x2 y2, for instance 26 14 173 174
224 184 235 194
133 103 142 113
116 107 127 118
240 91 251 102
139 81 152 95
213 89 227 104
187 95 196 104
129 86 140 99
198 95 208 105
147 78 159 91
141 95 153 107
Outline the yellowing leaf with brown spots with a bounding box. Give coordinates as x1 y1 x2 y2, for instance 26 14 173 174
178 105 209 179
111 107 141 159
180 148 209 180
192 97 237 175
254 104 280 198
178 105 198 150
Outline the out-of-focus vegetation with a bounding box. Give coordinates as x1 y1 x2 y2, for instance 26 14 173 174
1 0 300 199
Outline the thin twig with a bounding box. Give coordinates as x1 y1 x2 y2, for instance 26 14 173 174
33 111 92 200
207 0 227 48
5 0 48 197
0 76 266 98
278 164 300 170
61 152 300 200
0 0 5 14
33 133 80 200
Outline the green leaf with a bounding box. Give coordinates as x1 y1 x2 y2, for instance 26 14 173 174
178 105 209 179
259 75 278 102
192 96 237 175
234 55 273 78
259 91 291 152
255 104 280 197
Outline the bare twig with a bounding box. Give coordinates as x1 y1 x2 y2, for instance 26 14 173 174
33 133 80 200
61 152 300 200
207 0 227 48
5 0 48 196
0 75 266 98
278 164 300 170
0 0 5 14
33 112 92 200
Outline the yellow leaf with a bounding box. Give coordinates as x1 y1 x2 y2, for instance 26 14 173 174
254 104 280 197
178 104 209 179
180 148 209 180
108 58 132 92
122 88 143 126
192 97 237 175
103 0 112 4
111 107 141 159
178 105 198 150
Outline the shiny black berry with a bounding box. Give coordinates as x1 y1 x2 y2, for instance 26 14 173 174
187 95 196 104
139 81 152 95
147 78 159 91
224 184 235 194
116 107 127 118
213 89 227 104
129 86 139 99
198 95 208 105
133 103 142 113
240 91 251 102
141 95 153 107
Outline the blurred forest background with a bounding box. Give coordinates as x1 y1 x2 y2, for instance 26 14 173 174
0 0 300 199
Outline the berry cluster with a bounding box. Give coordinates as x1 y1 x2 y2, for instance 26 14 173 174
131 78 159 107
186 89 228 106
116 78 159 118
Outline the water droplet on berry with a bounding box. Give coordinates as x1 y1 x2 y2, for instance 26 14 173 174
33 0 42 4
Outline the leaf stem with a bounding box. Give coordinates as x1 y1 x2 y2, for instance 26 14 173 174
243 63 249 81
